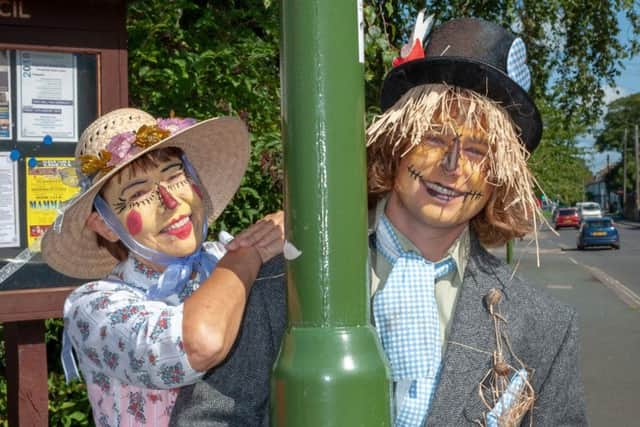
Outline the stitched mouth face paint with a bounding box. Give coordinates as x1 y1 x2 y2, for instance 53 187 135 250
407 163 485 203
408 164 422 180
100 156 205 258
463 190 484 201
387 129 494 231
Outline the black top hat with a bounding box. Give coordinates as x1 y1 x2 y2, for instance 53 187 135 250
380 18 542 152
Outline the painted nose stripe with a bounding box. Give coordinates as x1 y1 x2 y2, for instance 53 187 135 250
158 184 178 209
443 137 460 172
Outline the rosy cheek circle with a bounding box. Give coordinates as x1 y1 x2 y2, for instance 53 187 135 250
126 210 143 236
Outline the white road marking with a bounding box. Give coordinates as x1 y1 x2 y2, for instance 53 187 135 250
547 284 574 290
568 257 578 265
585 266 640 309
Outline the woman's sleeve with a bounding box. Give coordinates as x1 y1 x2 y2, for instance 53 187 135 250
64 281 204 390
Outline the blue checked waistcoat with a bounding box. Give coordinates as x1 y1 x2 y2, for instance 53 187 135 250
373 216 456 426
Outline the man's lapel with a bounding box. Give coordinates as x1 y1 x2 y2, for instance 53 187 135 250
426 239 506 426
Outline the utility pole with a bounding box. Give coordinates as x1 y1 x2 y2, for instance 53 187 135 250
633 125 640 221
606 154 610 211
623 128 628 216
506 240 513 264
274 1 391 426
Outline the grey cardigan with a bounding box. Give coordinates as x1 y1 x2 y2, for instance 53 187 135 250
424 236 587 426
169 255 287 427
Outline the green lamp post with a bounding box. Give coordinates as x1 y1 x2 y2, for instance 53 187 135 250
272 1 391 426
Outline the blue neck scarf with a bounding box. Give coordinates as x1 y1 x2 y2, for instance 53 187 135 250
373 215 456 426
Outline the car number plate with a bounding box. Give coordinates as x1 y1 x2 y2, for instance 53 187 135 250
592 231 606 236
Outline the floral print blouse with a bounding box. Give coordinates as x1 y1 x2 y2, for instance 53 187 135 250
63 242 224 426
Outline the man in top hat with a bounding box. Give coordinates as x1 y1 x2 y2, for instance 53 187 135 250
41 108 286 426
366 14 587 426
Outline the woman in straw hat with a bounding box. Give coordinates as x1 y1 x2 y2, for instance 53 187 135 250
41 108 286 426
366 15 586 426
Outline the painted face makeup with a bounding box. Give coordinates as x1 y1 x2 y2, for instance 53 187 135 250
101 155 205 259
387 126 494 233
126 210 143 236
407 163 485 202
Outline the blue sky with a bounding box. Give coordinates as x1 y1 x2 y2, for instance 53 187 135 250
580 11 639 173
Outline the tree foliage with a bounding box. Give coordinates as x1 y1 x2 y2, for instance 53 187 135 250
528 100 592 205
128 0 283 234
529 142 592 206
363 0 640 127
594 92 640 194
594 92 640 152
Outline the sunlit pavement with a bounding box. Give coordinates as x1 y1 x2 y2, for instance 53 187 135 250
490 222 640 427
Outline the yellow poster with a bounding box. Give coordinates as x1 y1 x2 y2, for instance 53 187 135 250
25 157 80 250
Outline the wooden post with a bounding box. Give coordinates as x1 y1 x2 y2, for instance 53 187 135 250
1 287 75 427
5 321 48 427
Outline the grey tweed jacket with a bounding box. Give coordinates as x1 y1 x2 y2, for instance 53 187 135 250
169 255 287 427
424 236 588 426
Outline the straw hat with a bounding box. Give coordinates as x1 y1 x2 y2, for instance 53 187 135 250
41 108 250 279
380 17 542 152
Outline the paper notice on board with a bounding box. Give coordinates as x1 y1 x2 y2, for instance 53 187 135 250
358 0 364 64
0 152 20 248
25 157 80 250
17 50 78 142
0 50 11 140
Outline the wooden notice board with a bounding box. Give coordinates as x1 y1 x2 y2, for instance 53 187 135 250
0 2 128 425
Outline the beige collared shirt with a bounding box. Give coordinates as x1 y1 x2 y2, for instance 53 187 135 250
369 197 470 354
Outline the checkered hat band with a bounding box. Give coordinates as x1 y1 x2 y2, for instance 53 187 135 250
507 37 531 91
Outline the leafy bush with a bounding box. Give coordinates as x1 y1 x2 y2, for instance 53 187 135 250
48 373 91 427
127 0 284 234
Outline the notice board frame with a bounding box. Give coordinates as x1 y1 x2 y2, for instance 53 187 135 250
0 0 128 319
0 2 128 425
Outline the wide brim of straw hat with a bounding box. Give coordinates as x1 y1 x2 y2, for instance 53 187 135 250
41 116 250 279
380 57 542 152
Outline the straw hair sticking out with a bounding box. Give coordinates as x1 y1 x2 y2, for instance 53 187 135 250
367 84 543 247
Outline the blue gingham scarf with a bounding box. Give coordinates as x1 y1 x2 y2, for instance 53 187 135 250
373 215 456 426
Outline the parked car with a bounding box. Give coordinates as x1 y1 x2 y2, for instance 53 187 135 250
577 217 620 250
577 202 602 221
554 208 580 229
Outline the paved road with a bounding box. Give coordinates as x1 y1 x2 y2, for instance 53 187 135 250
491 224 640 427
552 219 640 297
